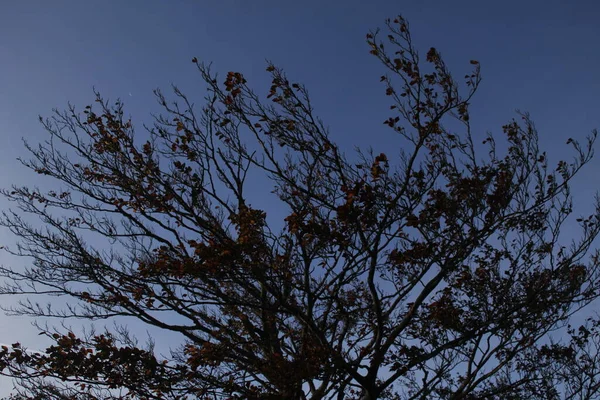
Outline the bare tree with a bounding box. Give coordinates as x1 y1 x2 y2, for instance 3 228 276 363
0 15 599 399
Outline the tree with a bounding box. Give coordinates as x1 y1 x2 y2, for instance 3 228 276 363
0 14 599 399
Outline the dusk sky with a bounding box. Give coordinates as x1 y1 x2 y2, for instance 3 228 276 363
0 0 599 395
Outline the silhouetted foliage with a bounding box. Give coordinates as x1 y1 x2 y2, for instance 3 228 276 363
1 15 600 399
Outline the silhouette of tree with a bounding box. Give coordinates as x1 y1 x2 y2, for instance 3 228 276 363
1 15 600 399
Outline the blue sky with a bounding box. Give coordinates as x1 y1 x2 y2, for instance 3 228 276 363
0 0 599 396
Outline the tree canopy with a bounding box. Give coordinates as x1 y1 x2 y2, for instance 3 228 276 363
1 15 600 400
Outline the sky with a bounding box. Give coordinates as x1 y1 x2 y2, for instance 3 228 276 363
0 0 599 396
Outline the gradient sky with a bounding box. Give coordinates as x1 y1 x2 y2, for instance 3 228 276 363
0 0 599 396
